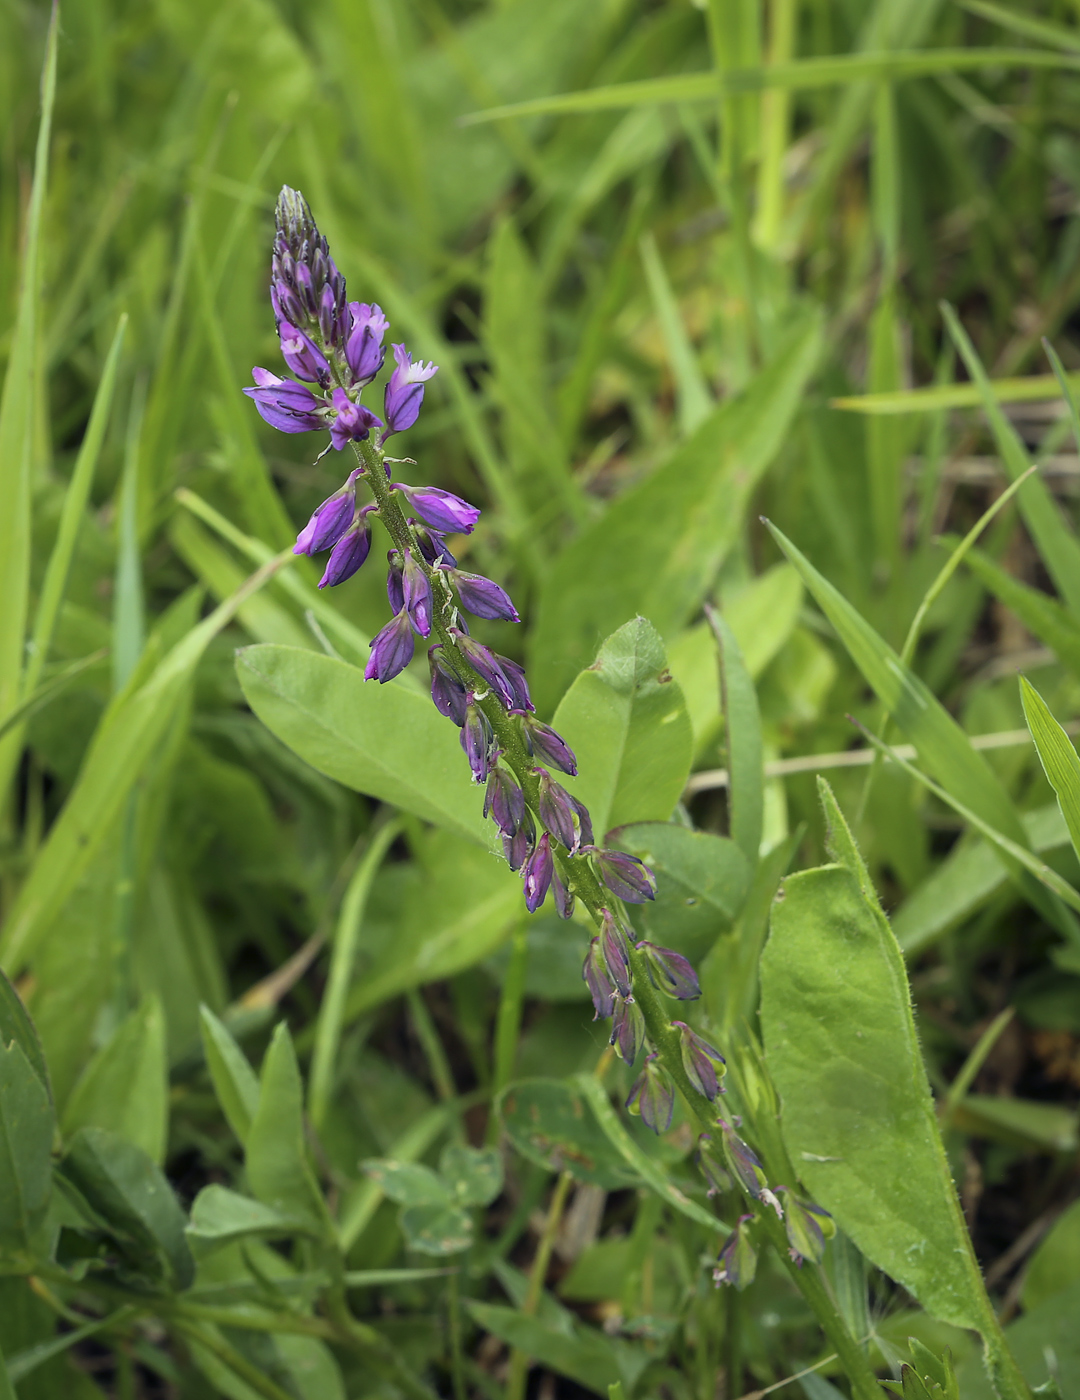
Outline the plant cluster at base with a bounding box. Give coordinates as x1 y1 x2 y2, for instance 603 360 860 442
245 187 834 1295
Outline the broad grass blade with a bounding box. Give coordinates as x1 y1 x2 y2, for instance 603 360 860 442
1019 678 1080 865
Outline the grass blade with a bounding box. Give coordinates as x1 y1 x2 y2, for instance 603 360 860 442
639 232 712 436
1020 677 1080 865
831 372 1080 415
0 652 109 747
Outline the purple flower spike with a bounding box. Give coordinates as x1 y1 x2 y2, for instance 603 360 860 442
484 764 525 837
582 938 615 1020
713 1217 757 1291
429 646 468 726
278 320 329 383
294 473 359 556
552 864 574 920
637 942 700 1000
610 996 645 1066
318 516 373 588
522 832 554 913
718 1120 767 1200
364 611 415 683
243 368 325 434
452 632 514 709
599 910 633 999
461 700 494 784
402 550 432 637
345 302 389 384
393 484 480 535
593 850 656 904
329 388 382 451
383 343 439 435
450 569 520 623
273 187 347 335
672 1022 726 1100
503 810 536 873
522 717 576 775
625 1053 674 1134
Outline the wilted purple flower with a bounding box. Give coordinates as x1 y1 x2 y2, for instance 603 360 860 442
383 344 439 435
611 995 645 1065
582 938 615 1019
695 1134 732 1197
713 1217 757 1290
329 388 382 451
345 302 388 384
393 484 480 534
278 319 329 383
497 656 533 713
402 549 432 636
503 810 536 873
537 771 585 852
552 864 574 920
600 910 633 999
429 646 468 726
460 700 494 783
318 515 373 589
672 1022 725 1101
625 1053 674 1134
484 763 525 837
294 472 360 556
243 368 325 434
636 942 700 1000
780 1190 832 1265
451 632 514 709
522 717 576 775
592 849 656 903
522 832 554 913
718 1120 767 1200
448 569 519 623
364 611 414 683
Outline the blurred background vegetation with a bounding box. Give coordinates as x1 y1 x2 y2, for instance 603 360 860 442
4 0 1080 1393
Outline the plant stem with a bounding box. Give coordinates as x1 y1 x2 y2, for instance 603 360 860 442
505 1171 573 1400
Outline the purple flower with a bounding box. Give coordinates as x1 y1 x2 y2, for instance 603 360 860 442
393 484 480 535
484 764 525 837
522 832 554 913
461 700 495 784
610 996 644 1065
243 368 325 434
413 524 457 570
503 810 536 873
582 937 615 1020
636 942 700 1000
552 864 574 920
386 550 405 614
718 1120 767 1200
625 1054 674 1134
522 717 575 775
402 549 432 637
277 319 329 383
329 387 382 451
383 343 438 435
451 633 514 709
345 302 389 384
672 1022 726 1101
294 472 359 556
592 850 656 903
448 569 519 622
429 645 468 726
318 515 373 589
599 910 632 999
497 656 533 713
713 1217 757 1290
536 771 591 853
695 1134 733 1197
364 611 414 683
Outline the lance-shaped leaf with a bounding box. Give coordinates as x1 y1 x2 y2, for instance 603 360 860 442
1020 677 1080 865
0 1041 54 1266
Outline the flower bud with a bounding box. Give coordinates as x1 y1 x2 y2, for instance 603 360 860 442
294 472 360 556
460 700 494 784
582 937 615 1020
780 1190 833 1264
451 632 515 709
625 1053 674 1134
522 832 554 913
318 516 373 589
713 1216 757 1290
552 865 574 920
329 387 382 451
450 569 520 622
718 1119 768 1200
429 646 468 726
537 770 589 853
672 1022 725 1100
503 809 536 873
402 548 432 637
610 995 645 1065
364 610 414 682
695 1134 732 1197
522 716 575 773
599 909 633 999
393 483 479 534
484 763 525 837
277 319 329 383
592 849 656 903
497 655 533 713
636 942 700 1000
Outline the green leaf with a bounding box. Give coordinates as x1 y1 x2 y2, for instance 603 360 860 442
0 1340 15 1400
1024 1199 1080 1311
0 969 50 1103
62 994 168 1165
466 1301 641 1396
186 1185 316 1255
235 645 492 849
245 1024 331 1239
439 1144 503 1207
398 1202 474 1256
0 1041 53 1267
639 232 712 436
612 823 751 965
58 1126 194 1291
965 546 1080 679
497 1079 642 1189
198 1007 261 1148
551 618 693 839
759 782 993 1333
530 314 822 711
709 605 763 869
1021 678 1080 865
952 1096 1077 1154
957 1280 1080 1399
360 1161 450 1207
